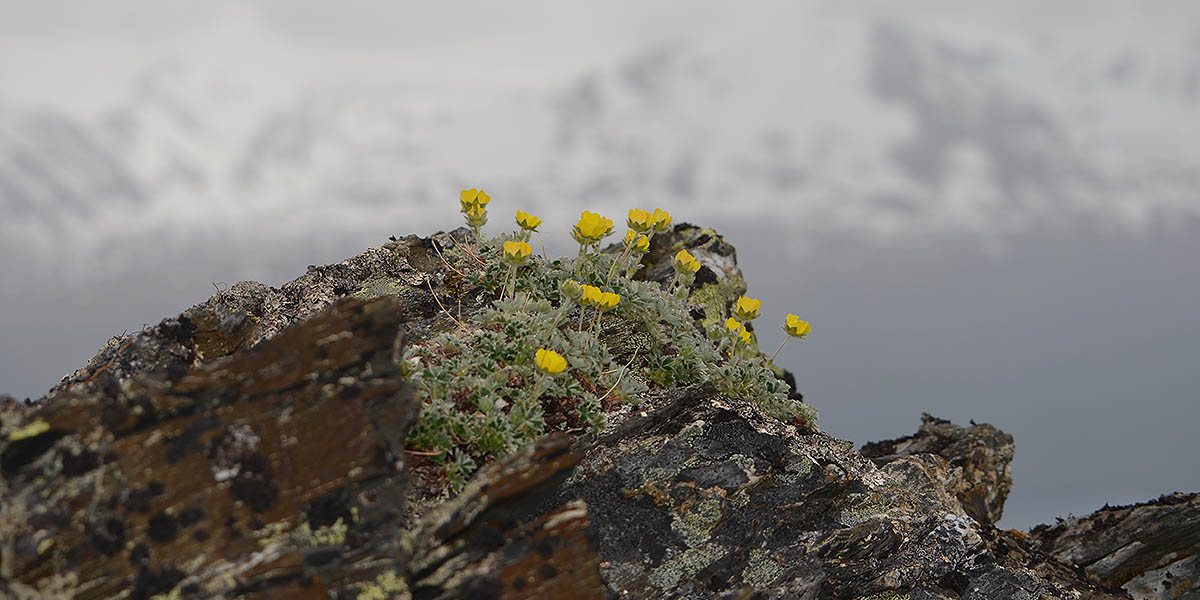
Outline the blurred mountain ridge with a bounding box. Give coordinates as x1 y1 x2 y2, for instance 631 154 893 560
3 9 1199 287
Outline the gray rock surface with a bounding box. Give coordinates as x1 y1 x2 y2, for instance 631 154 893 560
1031 493 1200 600
861 413 1014 526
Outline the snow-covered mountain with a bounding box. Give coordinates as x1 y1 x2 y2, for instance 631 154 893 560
3 2 1199 290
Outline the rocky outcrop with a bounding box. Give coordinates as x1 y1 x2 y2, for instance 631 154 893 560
1030 493 1200 600
1 297 418 599
49 229 483 401
861 413 1014 526
0 225 1168 599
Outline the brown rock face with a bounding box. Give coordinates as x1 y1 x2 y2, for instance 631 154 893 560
1030 493 1200 600
1 297 418 598
861 412 1015 526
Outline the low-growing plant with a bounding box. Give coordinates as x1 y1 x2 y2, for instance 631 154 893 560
402 196 815 493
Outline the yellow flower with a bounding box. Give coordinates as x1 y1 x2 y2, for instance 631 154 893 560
535 348 567 375
627 208 654 233
784 314 811 338
580 284 603 306
460 188 491 212
733 296 762 321
632 234 650 253
502 240 532 264
651 208 672 232
726 317 751 344
598 292 621 310
673 249 701 274
622 231 651 253
572 211 615 245
515 210 542 231
464 204 488 228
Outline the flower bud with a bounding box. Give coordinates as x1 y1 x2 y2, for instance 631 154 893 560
559 278 583 301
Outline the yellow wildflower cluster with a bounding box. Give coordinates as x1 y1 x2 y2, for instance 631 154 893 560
460 188 490 238
623 230 651 253
725 317 752 344
445 189 809 418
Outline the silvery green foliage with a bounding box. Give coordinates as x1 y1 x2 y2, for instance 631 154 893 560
405 234 813 493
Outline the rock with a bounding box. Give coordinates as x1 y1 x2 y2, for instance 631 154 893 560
0 227 1155 599
528 384 1126 599
1030 492 1200 599
402 434 605 599
48 229 483 400
0 394 33 422
861 413 1014 526
1 297 417 599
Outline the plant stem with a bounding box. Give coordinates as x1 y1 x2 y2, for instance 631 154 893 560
530 372 546 404
605 245 631 286
501 264 515 299
592 310 602 344
770 338 790 364
539 231 547 260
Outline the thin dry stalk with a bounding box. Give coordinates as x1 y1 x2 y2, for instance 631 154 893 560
427 278 466 329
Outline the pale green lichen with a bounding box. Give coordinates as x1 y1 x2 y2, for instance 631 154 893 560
742 547 785 588
7 419 50 441
689 278 749 330
257 518 348 549
856 592 910 600
291 518 348 547
671 496 724 546
728 453 757 479
637 422 710 483
150 587 183 600
648 543 728 590
776 453 816 485
353 277 411 300
357 570 409 600
729 489 751 509
838 493 893 527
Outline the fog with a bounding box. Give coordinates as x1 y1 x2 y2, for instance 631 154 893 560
2 0 1198 529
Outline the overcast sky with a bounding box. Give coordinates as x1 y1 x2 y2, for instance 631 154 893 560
1 1 1197 530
